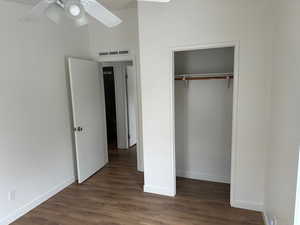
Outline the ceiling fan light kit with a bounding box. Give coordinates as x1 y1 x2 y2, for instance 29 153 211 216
69 5 81 16
64 0 84 18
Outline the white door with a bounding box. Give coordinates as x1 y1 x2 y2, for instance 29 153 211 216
68 58 108 183
126 66 138 146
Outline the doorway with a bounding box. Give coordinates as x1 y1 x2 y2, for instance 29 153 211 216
68 57 142 185
101 61 140 170
103 67 118 150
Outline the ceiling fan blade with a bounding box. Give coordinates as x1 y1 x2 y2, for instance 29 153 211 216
80 0 122 28
22 0 55 21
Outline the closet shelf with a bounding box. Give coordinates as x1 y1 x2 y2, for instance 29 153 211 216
175 73 233 81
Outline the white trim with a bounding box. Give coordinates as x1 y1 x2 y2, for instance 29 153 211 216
230 42 240 207
263 212 270 225
176 170 230 184
170 49 177 196
144 185 176 197
231 199 264 212
294 146 300 225
0 178 75 225
170 41 240 201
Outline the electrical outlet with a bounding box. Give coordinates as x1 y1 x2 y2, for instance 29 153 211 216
8 190 16 201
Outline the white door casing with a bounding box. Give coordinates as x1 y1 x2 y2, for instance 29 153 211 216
126 65 138 146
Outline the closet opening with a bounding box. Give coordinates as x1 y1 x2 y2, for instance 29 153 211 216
172 43 238 204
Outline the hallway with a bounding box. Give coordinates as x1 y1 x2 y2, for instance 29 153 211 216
13 148 263 225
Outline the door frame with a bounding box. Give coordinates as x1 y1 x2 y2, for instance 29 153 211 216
98 54 143 172
102 63 129 150
169 41 240 206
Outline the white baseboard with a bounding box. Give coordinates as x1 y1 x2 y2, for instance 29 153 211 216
0 177 75 225
144 185 175 197
231 199 264 212
176 170 230 184
263 212 270 225
137 162 144 172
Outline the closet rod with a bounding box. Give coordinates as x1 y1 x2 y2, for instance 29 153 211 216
175 74 233 81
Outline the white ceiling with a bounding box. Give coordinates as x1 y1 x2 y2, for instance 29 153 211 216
8 0 137 10
97 0 137 10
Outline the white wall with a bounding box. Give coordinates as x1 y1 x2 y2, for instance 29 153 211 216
138 0 271 210
88 7 144 170
175 80 233 183
265 0 300 224
88 7 139 58
0 2 90 224
175 47 234 75
175 48 234 184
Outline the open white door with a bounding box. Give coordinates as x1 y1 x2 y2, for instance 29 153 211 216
68 58 108 183
126 66 138 147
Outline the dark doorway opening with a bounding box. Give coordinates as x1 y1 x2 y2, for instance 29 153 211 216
103 67 117 150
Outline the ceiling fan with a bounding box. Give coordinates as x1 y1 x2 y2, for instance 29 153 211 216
13 0 171 28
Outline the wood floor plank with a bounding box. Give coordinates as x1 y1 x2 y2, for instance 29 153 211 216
12 148 263 225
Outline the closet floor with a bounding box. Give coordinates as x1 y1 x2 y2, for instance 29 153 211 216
12 147 263 225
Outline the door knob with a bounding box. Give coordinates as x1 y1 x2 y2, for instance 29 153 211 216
74 126 83 132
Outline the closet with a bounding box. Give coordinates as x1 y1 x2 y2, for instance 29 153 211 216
174 47 234 184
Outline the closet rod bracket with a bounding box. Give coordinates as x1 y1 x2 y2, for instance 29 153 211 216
183 75 189 88
226 75 231 89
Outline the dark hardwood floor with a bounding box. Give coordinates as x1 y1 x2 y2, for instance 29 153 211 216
13 148 263 225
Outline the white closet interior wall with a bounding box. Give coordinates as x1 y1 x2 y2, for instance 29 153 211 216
175 47 234 183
